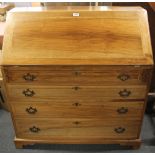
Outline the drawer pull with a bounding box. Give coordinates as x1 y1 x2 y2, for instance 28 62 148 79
23 73 36 81
23 89 35 97
29 126 40 133
73 121 80 125
117 107 128 114
73 102 81 106
73 86 80 90
118 74 130 81
114 127 125 133
26 107 37 114
119 89 131 98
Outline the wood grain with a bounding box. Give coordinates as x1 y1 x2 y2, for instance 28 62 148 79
11 101 144 119
3 65 150 85
1 6 153 65
14 118 140 140
1 6 153 149
7 85 147 101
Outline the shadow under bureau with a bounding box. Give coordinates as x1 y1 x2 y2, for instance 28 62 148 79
1 6 154 149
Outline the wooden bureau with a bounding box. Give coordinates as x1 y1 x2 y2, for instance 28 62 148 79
1 6 154 149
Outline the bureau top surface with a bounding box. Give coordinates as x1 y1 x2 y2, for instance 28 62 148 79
1 6 153 65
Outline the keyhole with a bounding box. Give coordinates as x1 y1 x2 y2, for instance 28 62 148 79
73 102 81 107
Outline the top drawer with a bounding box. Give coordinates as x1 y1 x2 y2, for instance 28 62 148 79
3 66 151 86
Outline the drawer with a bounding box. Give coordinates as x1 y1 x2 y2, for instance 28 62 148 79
3 66 148 85
11 101 144 119
14 118 140 140
7 85 147 101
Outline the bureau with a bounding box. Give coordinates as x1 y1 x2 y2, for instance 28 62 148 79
1 6 154 149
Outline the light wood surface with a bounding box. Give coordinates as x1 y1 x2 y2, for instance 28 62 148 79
1 6 153 65
11 101 143 118
4 65 151 86
0 22 5 49
15 118 140 140
7 85 147 101
1 6 153 149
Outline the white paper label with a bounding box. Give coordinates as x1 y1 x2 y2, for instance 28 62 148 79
73 13 80 17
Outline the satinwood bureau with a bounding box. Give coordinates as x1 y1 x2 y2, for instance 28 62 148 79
1 6 154 149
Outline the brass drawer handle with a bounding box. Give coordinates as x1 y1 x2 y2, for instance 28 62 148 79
72 102 81 107
23 89 35 97
117 107 128 114
118 74 130 81
73 121 80 125
26 106 37 114
72 86 80 90
29 126 40 133
114 127 125 133
23 73 36 81
119 89 131 98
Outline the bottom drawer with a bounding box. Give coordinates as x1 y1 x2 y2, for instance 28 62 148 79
14 118 140 140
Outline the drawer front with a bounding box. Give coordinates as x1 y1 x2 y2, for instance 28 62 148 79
4 66 147 85
11 101 144 119
15 118 140 140
7 85 147 101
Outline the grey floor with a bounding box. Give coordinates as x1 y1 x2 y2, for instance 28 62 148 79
0 109 155 153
